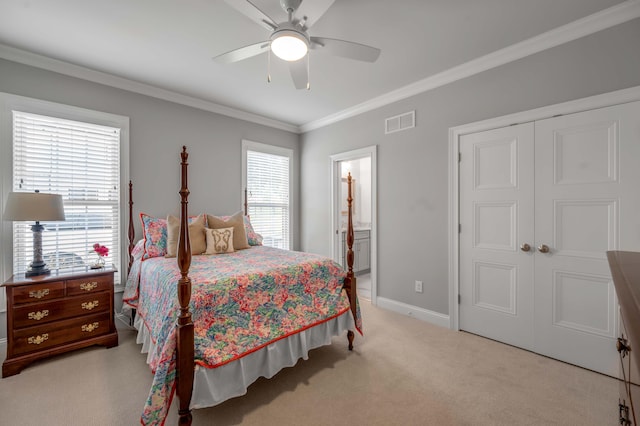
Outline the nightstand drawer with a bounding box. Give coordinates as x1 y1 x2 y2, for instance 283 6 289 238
67 274 113 296
12 312 111 356
3 267 118 377
13 292 111 328
12 281 65 304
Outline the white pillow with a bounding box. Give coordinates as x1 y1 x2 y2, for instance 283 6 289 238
205 227 234 254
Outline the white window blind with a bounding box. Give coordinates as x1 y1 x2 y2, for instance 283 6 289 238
12 111 121 281
246 149 290 250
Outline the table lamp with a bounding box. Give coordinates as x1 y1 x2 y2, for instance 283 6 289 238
3 190 66 276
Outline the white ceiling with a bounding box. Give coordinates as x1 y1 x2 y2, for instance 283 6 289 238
0 0 632 131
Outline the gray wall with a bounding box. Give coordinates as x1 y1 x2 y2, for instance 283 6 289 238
300 19 640 316
0 58 300 242
0 58 299 339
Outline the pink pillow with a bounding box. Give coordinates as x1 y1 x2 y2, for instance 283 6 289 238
244 216 263 246
140 213 167 260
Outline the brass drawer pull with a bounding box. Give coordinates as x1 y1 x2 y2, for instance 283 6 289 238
81 300 99 310
29 289 50 299
81 322 99 333
80 281 98 291
28 334 49 345
28 310 49 321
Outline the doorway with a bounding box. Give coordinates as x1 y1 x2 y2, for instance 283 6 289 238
331 146 377 304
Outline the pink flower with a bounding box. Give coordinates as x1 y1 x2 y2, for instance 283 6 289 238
93 243 109 257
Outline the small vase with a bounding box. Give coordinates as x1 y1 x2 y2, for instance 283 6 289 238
91 254 105 269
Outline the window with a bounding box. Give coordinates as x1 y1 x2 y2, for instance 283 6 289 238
12 111 121 275
1 95 129 292
242 140 292 250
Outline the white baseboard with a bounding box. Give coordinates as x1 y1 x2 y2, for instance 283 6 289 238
376 297 450 329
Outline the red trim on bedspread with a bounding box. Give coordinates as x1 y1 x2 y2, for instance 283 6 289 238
137 305 354 371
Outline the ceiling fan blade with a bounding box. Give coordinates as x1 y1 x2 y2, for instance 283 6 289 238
289 60 308 90
293 0 335 29
213 41 270 64
224 0 278 31
310 37 381 62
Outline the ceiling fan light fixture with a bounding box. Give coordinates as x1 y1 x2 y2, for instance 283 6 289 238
271 29 308 62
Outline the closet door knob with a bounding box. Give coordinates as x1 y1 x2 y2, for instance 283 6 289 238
520 243 531 252
538 244 550 253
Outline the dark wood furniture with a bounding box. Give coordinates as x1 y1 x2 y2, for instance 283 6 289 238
607 251 640 425
128 146 357 425
2 266 118 377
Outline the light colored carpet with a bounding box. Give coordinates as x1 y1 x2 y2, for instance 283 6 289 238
0 301 617 425
356 272 371 300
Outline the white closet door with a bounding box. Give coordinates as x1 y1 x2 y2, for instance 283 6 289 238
459 100 640 377
533 101 640 376
459 122 535 350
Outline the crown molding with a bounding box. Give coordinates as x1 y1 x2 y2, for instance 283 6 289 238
0 44 300 134
300 0 640 133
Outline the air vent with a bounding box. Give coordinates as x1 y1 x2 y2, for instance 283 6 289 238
385 110 415 134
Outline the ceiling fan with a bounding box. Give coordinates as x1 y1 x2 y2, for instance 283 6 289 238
214 0 381 90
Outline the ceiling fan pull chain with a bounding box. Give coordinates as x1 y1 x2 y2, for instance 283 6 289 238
267 49 272 83
306 52 310 90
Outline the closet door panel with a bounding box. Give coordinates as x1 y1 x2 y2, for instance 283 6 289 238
459 123 535 350
534 101 640 376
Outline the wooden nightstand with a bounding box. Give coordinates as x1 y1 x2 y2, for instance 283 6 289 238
2 266 118 377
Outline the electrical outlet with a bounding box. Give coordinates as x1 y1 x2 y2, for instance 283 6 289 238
415 280 423 293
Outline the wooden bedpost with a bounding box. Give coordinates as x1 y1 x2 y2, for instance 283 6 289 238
244 187 248 216
128 180 137 326
128 180 135 273
344 172 357 350
176 146 194 425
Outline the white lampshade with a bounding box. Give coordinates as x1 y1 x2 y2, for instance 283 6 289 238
3 191 66 222
271 30 308 61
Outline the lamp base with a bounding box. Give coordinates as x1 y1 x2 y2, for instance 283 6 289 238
25 264 51 277
27 222 51 277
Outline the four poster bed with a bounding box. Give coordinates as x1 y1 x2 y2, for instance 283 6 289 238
123 146 360 425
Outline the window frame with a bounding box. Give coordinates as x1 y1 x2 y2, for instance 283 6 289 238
241 140 293 251
0 93 130 311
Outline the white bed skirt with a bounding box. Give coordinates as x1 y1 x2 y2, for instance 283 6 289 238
133 311 355 409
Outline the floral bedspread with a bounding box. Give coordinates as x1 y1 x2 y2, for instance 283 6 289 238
123 245 361 426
